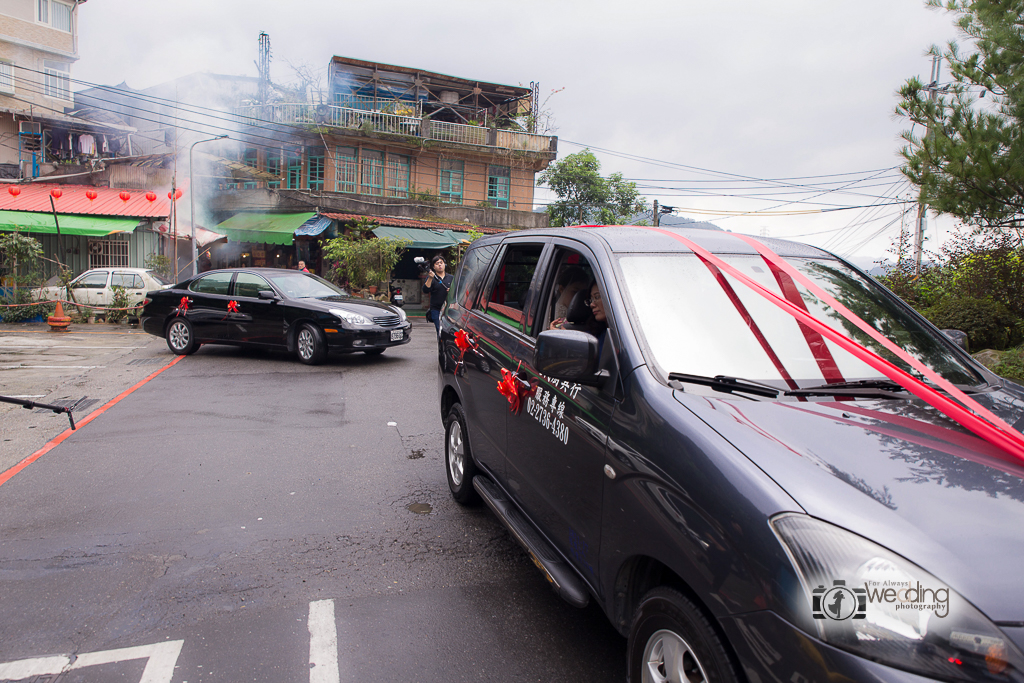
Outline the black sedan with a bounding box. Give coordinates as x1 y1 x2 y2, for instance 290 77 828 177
140 268 411 364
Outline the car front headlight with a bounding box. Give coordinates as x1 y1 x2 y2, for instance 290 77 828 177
329 308 372 326
396 306 407 322
772 513 1024 682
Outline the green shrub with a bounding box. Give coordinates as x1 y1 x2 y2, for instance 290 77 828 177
994 346 1024 382
922 297 1020 351
0 298 54 322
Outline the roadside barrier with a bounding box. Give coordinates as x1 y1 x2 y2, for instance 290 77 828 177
0 299 145 313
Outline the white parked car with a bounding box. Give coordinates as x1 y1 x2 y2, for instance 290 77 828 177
34 268 173 309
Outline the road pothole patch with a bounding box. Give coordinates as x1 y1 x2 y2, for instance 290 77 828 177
406 502 432 514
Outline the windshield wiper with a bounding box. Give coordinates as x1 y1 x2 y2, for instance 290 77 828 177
785 379 907 397
668 373 780 398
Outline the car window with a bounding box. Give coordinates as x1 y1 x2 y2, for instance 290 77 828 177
189 272 233 295
453 243 497 310
111 273 143 289
148 271 172 286
234 273 273 299
483 244 543 332
617 254 983 386
540 250 595 334
265 272 348 299
73 272 109 289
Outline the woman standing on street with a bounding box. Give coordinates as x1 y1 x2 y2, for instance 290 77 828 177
423 253 452 335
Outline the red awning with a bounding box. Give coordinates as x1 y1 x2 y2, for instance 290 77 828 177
0 182 188 218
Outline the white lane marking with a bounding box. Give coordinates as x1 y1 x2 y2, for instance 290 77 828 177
0 640 183 682
309 599 341 683
4 394 46 398
0 365 106 369
0 345 142 349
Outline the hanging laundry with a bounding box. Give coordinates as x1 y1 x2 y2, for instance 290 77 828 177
78 134 96 155
101 135 108 154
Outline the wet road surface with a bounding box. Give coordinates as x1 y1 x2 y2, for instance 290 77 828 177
0 321 625 682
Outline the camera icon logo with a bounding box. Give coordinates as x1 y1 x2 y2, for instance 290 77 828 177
812 580 866 620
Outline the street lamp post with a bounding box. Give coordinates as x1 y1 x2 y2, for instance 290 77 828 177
189 134 228 276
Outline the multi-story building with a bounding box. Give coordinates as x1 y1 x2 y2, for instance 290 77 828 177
0 0 135 181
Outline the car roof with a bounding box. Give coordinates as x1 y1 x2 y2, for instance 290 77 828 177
484 225 833 259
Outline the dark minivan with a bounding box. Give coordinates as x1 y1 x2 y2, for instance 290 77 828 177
436 226 1024 683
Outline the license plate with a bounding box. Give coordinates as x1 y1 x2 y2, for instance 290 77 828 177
390 329 403 341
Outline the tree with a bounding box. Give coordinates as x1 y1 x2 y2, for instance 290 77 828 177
896 0 1024 230
537 150 647 227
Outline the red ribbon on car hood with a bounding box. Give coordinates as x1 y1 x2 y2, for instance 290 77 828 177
633 226 1024 465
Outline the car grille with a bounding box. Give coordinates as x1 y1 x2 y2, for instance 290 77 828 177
373 315 401 327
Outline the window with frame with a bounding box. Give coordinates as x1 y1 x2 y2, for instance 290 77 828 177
360 150 384 195
37 0 47 23
189 272 233 295
483 244 544 333
267 153 282 189
43 61 70 100
488 165 510 209
439 159 464 204
87 238 128 268
233 273 272 298
386 154 410 198
50 1 71 31
243 147 258 169
453 244 497 310
0 62 13 94
307 147 324 190
336 146 357 193
286 151 302 189
73 271 109 289
111 273 144 289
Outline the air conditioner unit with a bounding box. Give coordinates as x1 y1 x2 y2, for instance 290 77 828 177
18 121 41 136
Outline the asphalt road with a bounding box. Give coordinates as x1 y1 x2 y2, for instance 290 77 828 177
0 320 625 682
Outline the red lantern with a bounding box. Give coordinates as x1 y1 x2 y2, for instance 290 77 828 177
85 189 98 201
145 191 157 202
50 188 62 199
119 191 131 203
7 186 20 198
168 189 183 201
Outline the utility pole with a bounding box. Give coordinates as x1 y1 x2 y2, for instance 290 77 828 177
653 200 660 227
915 55 941 278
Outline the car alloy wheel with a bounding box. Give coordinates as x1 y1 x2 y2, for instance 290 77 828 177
165 319 197 355
642 630 708 683
297 328 315 360
444 403 479 505
448 418 465 486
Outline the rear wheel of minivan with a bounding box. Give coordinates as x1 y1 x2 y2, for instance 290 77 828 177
444 403 480 505
628 587 738 683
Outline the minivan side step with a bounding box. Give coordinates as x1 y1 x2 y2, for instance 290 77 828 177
473 476 590 608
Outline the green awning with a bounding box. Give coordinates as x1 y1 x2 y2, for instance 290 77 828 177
372 226 474 249
0 210 141 236
214 212 315 246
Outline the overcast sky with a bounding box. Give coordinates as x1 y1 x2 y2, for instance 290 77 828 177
76 0 964 264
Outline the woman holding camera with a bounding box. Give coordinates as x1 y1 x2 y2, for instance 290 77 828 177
423 254 452 335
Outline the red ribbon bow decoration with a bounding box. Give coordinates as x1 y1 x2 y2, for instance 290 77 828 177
227 300 239 313
453 329 480 375
176 296 191 316
496 362 537 415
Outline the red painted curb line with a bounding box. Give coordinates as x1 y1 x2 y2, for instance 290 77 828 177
0 354 186 488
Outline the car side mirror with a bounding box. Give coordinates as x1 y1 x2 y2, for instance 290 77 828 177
941 329 968 351
258 290 280 301
535 329 607 387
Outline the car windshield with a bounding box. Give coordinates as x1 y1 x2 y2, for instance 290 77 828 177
617 254 984 389
148 271 173 286
265 272 348 299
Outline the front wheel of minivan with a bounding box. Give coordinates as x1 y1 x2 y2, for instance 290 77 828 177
444 403 480 505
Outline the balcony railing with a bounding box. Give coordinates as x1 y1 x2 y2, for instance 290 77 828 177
232 103 556 153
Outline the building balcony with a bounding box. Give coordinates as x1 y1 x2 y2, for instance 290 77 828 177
231 103 557 155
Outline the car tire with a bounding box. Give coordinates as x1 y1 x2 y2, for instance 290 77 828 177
628 587 738 683
444 403 480 505
296 323 326 365
363 348 385 356
165 318 198 355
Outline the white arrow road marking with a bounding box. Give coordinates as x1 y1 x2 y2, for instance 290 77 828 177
309 599 341 683
0 640 183 682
